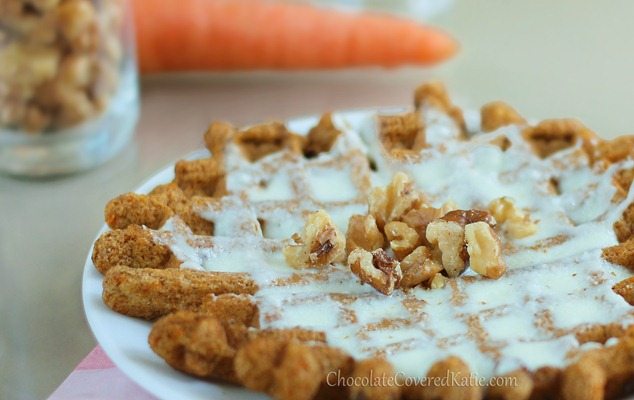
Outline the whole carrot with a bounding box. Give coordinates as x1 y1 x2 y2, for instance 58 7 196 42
131 0 457 73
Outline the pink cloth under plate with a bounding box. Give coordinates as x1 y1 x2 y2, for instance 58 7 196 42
48 346 157 400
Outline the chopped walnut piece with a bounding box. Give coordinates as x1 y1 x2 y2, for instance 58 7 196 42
480 101 526 132
441 209 496 227
283 210 346 268
0 0 124 132
464 222 506 279
596 135 634 163
234 122 303 162
401 206 441 245
488 197 537 238
612 276 634 305
348 248 402 295
426 220 466 277
203 121 235 157
378 112 426 156
438 200 458 216
384 221 419 260
399 246 442 288
413 81 467 137
429 272 448 289
346 214 384 254
369 172 423 229
522 119 597 159
303 113 341 158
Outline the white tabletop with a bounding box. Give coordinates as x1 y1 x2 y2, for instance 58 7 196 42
2 1 634 398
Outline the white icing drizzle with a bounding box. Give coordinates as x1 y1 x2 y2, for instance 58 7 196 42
154 106 634 380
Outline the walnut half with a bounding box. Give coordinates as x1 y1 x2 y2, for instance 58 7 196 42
429 273 448 289
384 221 419 260
348 248 402 295
426 220 466 277
426 212 507 280
369 172 423 229
441 209 496 228
346 214 384 254
488 197 537 239
284 210 346 268
399 246 443 288
464 222 506 279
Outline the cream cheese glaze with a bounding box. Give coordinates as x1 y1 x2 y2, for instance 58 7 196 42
152 106 634 380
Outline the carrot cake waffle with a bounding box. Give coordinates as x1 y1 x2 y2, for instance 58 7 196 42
92 82 634 400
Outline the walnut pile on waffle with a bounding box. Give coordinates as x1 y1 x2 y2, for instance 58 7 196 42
93 82 634 400
282 171 516 295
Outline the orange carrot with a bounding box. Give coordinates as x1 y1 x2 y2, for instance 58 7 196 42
131 0 457 73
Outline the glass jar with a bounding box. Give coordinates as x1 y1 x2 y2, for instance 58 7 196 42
0 0 139 177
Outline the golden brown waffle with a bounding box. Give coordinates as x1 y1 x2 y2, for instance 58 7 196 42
93 82 634 400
